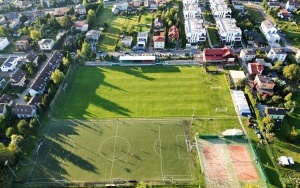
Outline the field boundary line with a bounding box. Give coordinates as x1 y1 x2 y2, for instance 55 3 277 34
182 121 194 178
154 139 161 157
176 135 189 160
39 138 54 163
60 83 76 119
110 123 119 181
159 125 163 177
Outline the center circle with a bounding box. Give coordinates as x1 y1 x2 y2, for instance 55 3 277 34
99 136 130 161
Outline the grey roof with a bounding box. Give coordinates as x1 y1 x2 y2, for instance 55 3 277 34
10 68 26 83
265 107 286 115
2 57 16 68
6 12 20 21
29 50 63 93
12 104 34 115
257 75 274 84
28 95 42 106
64 36 76 45
25 51 38 62
241 49 256 55
0 94 13 104
39 39 53 45
271 48 286 54
262 20 274 29
0 104 5 114
244 30 266 44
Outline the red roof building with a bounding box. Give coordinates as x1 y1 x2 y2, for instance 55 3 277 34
168 25 179 40
247 62 264 75
203 47 236 64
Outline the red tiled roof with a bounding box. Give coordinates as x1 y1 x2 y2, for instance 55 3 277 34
203 47 235 62
249 62 264 75
168 25 179 39
153 35 165 42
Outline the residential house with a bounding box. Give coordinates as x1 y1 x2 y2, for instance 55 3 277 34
240 49 256 62
29 51 63 97
15 39 29 51
278 9 290 18
0 75 6 89
215 18 242 43
286 0 299 11
86 30 101 41
153 32 165 49
210 0 231 18
232 1 244 11
120 35 133 47
28 95 42 106
0 16 6 26
51 7 68 17
137 32 148 47
295 49 300 63
6 12 21 22
268 2 281 9
244 29 267 47
74 21 88 32
254 75 276 96
10 68 26 87
185 18 206 43
131 0 142 7
203 47 236 64
56 30 67 41
168 25 179 40
114 1 128 11
264 107 286 120
182 0 198 4
9 18 19 29
24 51 39 65
38 39 55 51
112 5 120 14
183 3 201 18
0 56 20 72
12 104 36 118
0 104 7 116
260 20 280 43
247 62 264 75
13 0 32 9
0 94 14 105
154 17 164 29
74 4 87 15
267 48 287 62
0 37 9 50
63 35 76 47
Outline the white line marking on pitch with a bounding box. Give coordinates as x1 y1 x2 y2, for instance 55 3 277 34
158 125 163 177
110 123 119 181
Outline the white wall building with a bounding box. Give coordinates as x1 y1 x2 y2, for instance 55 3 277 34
215 18 242 43
240 49 256 62
267 48 287 62
232 1 244 11
185 18 206 43
183 3 201 18
210 0 231 18
153 35 165 49
137 32 148 44
0 37 9 50
38 39 54 51
182 0 198 5
0 57 19 72
260 20 280 43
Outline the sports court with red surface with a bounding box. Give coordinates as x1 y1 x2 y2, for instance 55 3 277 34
197 137 267 188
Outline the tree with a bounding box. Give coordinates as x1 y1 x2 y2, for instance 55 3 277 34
51 69 65 85
8 134 24 153
261 115 274 133
87 9 96 26
0 26 8 37
236 78 247 88
5 127 16 138
19 15 28 23
82 0 87 5
79 40 91 57
0 143 15 165
272 95 282 104
57 15 72 27
30 30 41 41
47 17 61 29
62 57 70 67
284 92 292 101
287 126 299 142
67 6 74 15
283 64 300 81
17 120 30 136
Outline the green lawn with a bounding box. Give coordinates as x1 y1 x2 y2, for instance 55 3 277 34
23 119 197 183
96 9 153 52
244 5 265 24
207 26 220 46
52 66 236 119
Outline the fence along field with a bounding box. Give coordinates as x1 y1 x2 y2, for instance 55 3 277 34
51 66 236 118
24 119 197 185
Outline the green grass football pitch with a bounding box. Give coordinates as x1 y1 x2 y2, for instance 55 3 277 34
52 66 236 118
26 119 197 184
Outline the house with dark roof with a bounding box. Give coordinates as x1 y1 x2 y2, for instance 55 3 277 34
264 107 286 120
247 62 264 75
286 0 299 11
203 47 236 64
168 25 179 40
24 51 39 65
6 12 21 22
74 4 87 15
244 30 267 47
12 104 36 118
0 75 6 89
28 95 42 106
0 103 7 116
10 68 26 87
64 36 76 47
29 51 63 97
0 56 20 72
254 75 275 96
0 94 14 105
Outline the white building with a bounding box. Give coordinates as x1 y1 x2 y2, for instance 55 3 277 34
267 48 287 62
38 39 55 51
215 18 242 43
240 49 256 62
120 36 133 47
74 21 88 32
182 0 198 5
260 20 280 43
137 32 148 44
153 35 165 49
210 0 231 18
0 57 20 72
9 18 19 29
295 49 300 63
232 1 244 11
183 3 201 18
74 4 86 15
0 37 9 50
185 18 206 43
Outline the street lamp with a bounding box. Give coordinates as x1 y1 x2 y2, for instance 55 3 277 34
4 160 17 178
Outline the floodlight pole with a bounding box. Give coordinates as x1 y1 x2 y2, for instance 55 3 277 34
4 160 17 178
191 107 196 125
